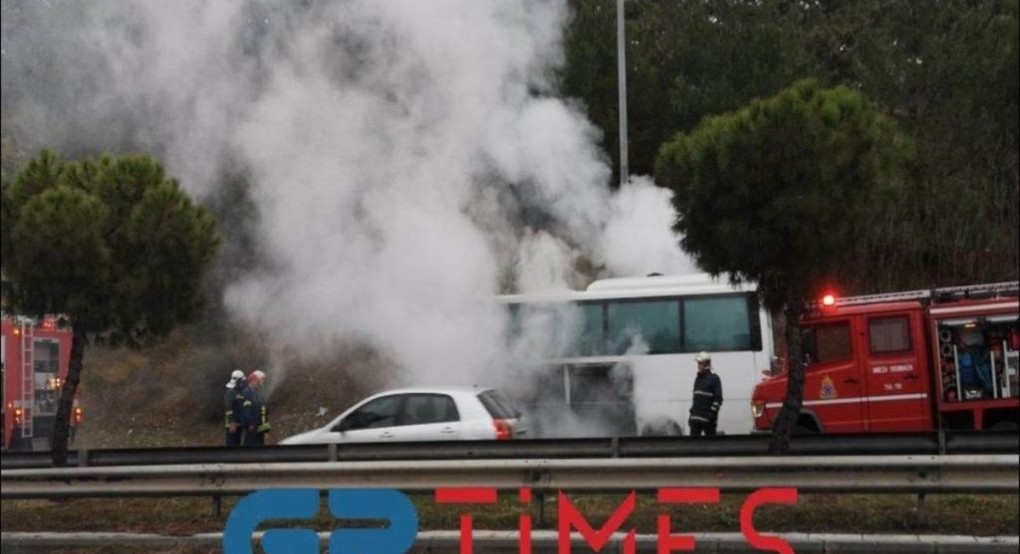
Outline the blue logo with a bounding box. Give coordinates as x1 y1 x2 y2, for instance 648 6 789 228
223 488 419 554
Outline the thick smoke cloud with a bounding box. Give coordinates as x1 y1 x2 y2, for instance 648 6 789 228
2 1 697 402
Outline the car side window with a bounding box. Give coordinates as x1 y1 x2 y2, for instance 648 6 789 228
341 395 404 431
403 394 459 425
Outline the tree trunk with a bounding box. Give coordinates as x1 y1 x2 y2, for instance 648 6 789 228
769 301 806 455
51 322 86 467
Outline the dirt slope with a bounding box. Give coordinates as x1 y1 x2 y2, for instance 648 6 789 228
73 324 389 448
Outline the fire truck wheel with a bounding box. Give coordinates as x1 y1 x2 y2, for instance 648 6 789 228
792 425 817 435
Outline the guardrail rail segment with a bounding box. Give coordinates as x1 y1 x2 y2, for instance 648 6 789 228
3 431 1018 470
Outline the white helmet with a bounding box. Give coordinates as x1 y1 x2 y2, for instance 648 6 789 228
695 351 711 363
230 369 245 381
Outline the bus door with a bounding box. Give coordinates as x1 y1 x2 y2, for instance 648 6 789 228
801 320 865 432
566 363 636 437
862 312 930 431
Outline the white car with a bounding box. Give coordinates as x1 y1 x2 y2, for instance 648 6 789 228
278 386 527 445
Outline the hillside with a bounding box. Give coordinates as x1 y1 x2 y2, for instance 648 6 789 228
72 324 390 449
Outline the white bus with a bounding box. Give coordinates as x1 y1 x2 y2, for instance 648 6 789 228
497 274 774 436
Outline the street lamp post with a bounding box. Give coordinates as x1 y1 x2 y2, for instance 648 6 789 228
616 0 629 187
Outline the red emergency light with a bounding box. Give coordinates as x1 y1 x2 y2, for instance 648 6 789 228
821 294 836 306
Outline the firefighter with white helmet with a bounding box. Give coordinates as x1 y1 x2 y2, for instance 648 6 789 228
223 370 247 446
689 352 723 436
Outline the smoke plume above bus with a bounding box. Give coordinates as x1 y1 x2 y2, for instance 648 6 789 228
1 1 697 422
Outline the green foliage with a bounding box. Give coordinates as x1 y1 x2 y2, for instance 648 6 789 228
562 0 1018 290
562 0 821 181
657 79 914 452
1 150 220 344
10 186 111 320
656 79 911 310
791 0 1020 289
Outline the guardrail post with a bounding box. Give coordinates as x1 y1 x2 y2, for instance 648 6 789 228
916 493 927 526
213 495 222 518
328 443 338 462
535 492 545 528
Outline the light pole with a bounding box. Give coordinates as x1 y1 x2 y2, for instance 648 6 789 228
616 0 629 187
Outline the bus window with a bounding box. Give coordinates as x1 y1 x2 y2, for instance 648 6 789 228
683 295 753 351
607 299 681 355
576 302 605 356
508 303 588 358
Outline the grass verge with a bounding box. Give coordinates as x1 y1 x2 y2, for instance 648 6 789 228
3 493 1017 535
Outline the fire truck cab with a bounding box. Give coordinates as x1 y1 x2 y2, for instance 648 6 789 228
752 282 1020 433
1 314 81 451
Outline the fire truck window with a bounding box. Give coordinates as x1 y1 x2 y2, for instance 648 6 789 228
869 316 912 353
803 323 852 365
33 341 60 416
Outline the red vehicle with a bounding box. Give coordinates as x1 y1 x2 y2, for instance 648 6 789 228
752 282 1020 433
1 314 82 451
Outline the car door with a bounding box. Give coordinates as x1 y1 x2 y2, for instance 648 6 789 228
863 311 930 431
396 393 461 441
331 394 408 443
801 320 866 432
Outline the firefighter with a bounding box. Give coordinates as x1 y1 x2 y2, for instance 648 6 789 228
223 370 246 446
688 352 723 437
242 370 271 446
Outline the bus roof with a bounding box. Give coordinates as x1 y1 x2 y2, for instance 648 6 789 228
495 273 757 303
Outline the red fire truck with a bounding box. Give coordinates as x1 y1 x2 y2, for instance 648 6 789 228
1 314 82 451
752 282 1020 433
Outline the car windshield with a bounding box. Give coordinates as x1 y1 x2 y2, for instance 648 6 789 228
477 389 520 419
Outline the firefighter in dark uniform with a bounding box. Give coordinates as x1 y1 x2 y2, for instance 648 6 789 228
241 370 271 445
689 352 723 436
223 370 246 446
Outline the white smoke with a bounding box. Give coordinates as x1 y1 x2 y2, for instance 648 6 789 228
601 176 699 277
1 1 699 407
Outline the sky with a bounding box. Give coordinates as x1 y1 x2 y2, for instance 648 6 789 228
1 0 698 414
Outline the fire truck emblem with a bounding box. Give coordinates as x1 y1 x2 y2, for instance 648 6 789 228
820 375 837 399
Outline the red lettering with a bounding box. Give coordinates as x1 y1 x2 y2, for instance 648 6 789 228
558 491 636 554
739 488 798 554
435 487 498 554
656 488 720 553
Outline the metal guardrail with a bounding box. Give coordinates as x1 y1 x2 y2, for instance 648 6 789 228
3 531 1018 554
2 454 1017 499
3 431 1018 469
